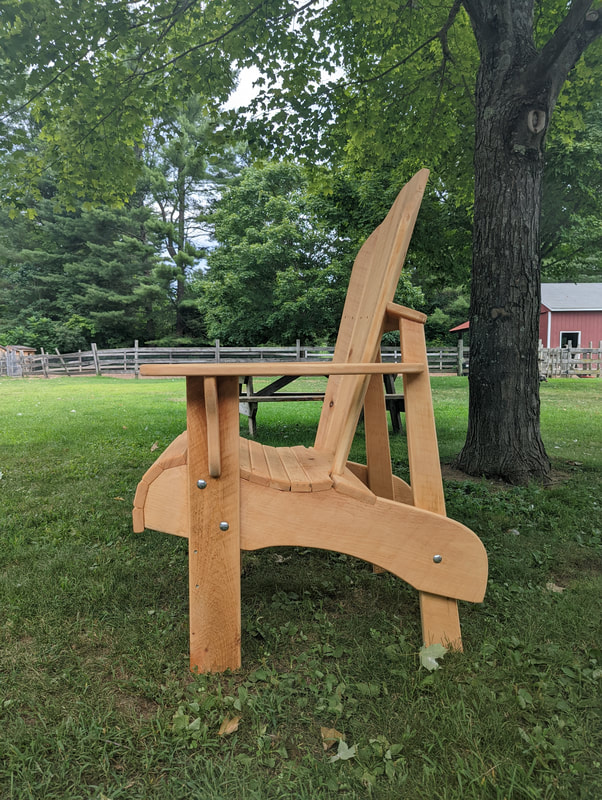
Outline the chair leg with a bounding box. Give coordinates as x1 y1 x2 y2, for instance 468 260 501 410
399 316 464 649
187 375 241 673
420 592 462 651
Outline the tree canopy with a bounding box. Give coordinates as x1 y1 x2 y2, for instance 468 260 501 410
2 0 601 481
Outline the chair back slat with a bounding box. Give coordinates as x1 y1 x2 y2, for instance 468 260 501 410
314 169 429 473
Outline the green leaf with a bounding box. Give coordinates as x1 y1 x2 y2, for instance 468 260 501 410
419 643 448 671
329 739 357 762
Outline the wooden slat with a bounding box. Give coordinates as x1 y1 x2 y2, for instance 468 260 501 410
140 362 422 377
133 475 152 509
141 459 164 486
263 445 292 491
156 431 188 469
363 368 395 500
363 366 395 572
384 302 428 329
247 439 271 486
291 446 332 492
278 447 312 492
241 393 324 402
132 506 145 533
316 170 430 473
239 437 251 481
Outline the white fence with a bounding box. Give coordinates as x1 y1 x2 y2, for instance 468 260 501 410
1 340 468 378
538 343 602 378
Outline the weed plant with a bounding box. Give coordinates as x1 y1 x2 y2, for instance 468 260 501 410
0 376 600 799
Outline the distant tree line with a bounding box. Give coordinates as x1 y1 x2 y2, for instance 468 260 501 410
2 100 598 353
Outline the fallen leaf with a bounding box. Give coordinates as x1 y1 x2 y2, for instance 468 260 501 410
546 582 566 593
320 726 345 751
329 739 357 762
150 441 159 452
113 497 125 501
218 716 241 736
419 643 448 671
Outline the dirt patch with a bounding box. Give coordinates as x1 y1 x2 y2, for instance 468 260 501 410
440 463 573 488
441 463 507 487
113 692 158 720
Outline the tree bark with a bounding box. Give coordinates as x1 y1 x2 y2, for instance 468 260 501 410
456 0 601 483
455 76 550 483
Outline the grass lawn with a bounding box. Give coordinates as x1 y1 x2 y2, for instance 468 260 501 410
0 375 600 799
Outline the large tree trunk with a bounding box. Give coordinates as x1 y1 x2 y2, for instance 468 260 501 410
456 1 601 483
455 3 552 483
455 77 551 483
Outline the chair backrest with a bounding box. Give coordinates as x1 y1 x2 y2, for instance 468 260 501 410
314 169 429 474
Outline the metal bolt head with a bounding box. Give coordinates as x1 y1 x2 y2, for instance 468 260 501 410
219 522 230 532
433 554 443 564
197 479 208 490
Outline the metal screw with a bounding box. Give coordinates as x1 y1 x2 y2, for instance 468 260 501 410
197 479 207 489
219 522 230 532
433 554 443 564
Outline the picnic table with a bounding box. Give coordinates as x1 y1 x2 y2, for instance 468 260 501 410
238 373 405 435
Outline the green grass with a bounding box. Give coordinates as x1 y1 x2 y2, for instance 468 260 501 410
1 375 601 799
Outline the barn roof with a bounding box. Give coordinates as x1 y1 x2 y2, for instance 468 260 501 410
541 283 602 312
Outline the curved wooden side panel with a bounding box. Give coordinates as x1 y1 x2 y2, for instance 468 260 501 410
240 482 487 603
134 464 188 537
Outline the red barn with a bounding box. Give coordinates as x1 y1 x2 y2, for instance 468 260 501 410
539 284 602 348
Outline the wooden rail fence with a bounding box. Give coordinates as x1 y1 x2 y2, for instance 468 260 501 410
1 340 470 378
538 342 602 379
3 340 600 380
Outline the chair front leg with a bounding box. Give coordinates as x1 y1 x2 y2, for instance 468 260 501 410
186 375 241 672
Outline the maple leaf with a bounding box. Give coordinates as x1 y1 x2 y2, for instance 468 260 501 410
329 739 357 762
419 643 448 671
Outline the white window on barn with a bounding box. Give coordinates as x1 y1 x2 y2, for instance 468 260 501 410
560 331 580 348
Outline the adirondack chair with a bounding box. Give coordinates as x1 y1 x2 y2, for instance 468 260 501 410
133 169 488 673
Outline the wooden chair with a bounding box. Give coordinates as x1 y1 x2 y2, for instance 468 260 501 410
133 170 488 673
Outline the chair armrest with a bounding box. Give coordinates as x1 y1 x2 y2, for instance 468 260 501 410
140 361 423 377
384 303 427 332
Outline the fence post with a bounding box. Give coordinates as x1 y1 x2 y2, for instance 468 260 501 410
134 340 139 379
215 339 221 363
456 336 464 376
296 339 301 360
55 348 70 376
91 343 101 376
40 347 49 378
